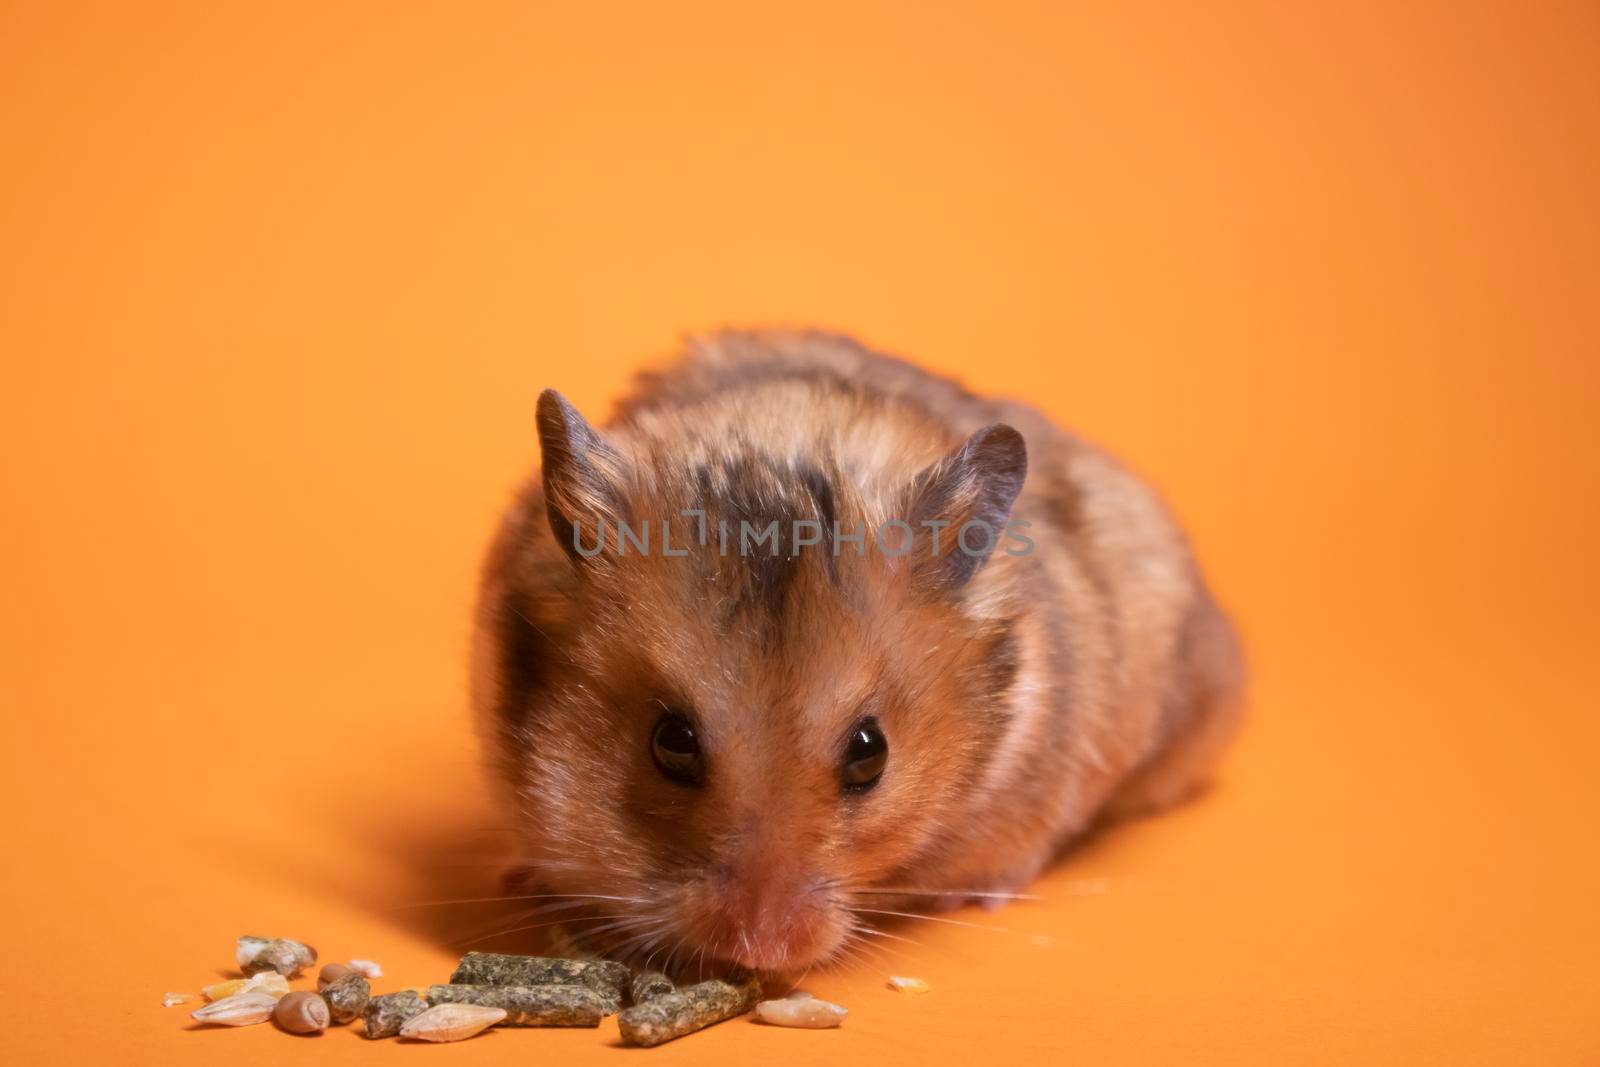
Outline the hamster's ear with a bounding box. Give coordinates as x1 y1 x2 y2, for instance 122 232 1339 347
535 390 631 564
902 424 1028 590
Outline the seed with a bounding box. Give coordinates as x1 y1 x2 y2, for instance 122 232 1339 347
203 972 290 1002
161 992 192 1007
360 989 427 1039
317 962 353 991
426 984 606 1027
191 991 278 1027
754 991 848 1029
347 958 383 979
398 1003 506 1042
616 976 763 1048
202 979 248 1001
887 975 930 994
323 973 371 1024
629 970 674 1005
236 935 318 977
273 991 330 1035
450 951 628 1005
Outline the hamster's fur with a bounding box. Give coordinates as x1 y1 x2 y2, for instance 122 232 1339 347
471 330 1242 973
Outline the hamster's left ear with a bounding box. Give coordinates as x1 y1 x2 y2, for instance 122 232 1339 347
535 390 631 565
903 423 1028 589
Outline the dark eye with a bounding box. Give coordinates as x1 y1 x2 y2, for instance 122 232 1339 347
841 717 888 792
651 713 704 786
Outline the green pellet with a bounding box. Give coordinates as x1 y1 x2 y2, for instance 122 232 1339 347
323 972 370 1024
360 989 427 1039
449 951 629 1004
425 983 607 1027
629 969 675 1005
617 977 762 1048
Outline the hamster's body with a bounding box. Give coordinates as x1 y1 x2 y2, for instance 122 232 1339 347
472 331 1242 973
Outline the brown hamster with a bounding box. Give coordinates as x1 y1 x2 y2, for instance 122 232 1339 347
470 330 1243 974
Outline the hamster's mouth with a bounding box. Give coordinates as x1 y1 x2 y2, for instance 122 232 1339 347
683 888 852 976
499 868 852 977
548 906 848 978
705 935 834 975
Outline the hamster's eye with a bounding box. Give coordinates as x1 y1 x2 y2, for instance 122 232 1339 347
841 717 888 793
651 713 704 786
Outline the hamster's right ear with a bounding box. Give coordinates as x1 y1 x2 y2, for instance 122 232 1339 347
535 390 631 564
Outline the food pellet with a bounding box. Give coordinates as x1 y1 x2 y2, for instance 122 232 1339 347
191 991 278 1027
887 975 930 994
754 991 848 1029
426 983 607 1027
450 951 628 1005
273 991 330 1035
361 989 428 1039
616 977 762 1048
316 962 353 991
399 1003 506 1043
236 935 318 977
347 958 383 979
161 992 192 1007
323 972 371 1024
629 969 675 1005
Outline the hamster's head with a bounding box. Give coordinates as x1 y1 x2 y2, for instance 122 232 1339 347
474 390 1029 974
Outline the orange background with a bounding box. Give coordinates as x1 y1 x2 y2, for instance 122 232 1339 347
2 2 1597 1063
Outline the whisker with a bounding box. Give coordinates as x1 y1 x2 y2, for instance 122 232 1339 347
456 912 627 948
784 960 815 997
851 888 1040 901
574 915 661 944
443 898 614 941
851 924 924 948
400 892 649 909
603 924 670 961
849 906 1015 935
843 935 900 970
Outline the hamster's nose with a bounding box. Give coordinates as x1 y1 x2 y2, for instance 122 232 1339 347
710 862 831 972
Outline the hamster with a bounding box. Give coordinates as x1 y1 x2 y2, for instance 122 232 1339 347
471 330 1243 974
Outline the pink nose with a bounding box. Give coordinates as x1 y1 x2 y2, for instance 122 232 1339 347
713 865 826 971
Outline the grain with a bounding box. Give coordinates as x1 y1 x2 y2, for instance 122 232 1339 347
191 992 278 1027
754 991 848 1029
316 962 353 991
203 972 289 1002
398 1003 506 1042
273 991 330 1035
